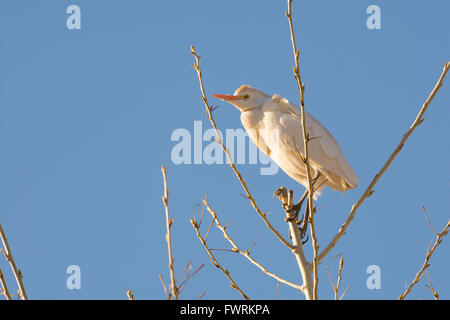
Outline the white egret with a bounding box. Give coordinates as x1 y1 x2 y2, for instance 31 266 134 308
213 85 358 233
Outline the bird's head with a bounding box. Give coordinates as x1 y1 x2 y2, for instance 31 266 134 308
212 85 269 112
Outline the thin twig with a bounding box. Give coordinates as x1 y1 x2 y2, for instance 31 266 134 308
248 238 258 255
161 166 179 300
0 221 27 300
176 261 192 285
126 289 134 300
335 257 344 300
198 199 206 228
0 268 12 300
422 207 438 236
319 252 342 265
190 218 250 300
340 285 350 300
193 204 199 227
197 290 206 300
190 45 293 250
319 62 450 263
275 280 280 299
203 197 305 293
325 267 334 297
285 0 319 300
159 274 170 299
326 257 345 300
204 218 216 242
209 248 237 253
424 270 439 300
178 263 205 294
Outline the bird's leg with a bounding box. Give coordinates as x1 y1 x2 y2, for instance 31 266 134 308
292 189 308 223
292 172 322 222
298 172 322 241
299 200 310 240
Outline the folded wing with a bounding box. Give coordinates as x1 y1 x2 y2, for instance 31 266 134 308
264 95 358 192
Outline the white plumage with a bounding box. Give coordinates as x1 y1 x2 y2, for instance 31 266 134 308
213 85 358 196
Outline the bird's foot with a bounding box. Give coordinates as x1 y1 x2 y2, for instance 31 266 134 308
301 233 309 245
275 187 299 222
292 189 308 223
285 200 302 223
284 205 298 223
275 186 312 245
285 202 302 224
298 199 310 244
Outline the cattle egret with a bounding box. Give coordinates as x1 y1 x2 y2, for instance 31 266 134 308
213 85 358 199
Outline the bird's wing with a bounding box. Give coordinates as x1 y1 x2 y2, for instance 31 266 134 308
267 95 358 189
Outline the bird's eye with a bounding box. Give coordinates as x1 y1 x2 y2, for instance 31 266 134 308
243 94 250 100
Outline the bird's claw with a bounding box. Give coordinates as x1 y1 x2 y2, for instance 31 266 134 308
276 186 310 245
301 234 309 245
299 221 309 239
285 198 305 223
284 203 298 222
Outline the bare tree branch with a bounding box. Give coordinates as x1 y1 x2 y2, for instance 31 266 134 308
275 187 312 299
424 270 439 300
422 207 438 236
398 218 449 300
190 218 250 300
274 280 280 299
319 62 450 263
159 274 170 299
203 197 305 293
340 285 350 300
0 267 12 300
161 166 179 300
178 262 205 294
285 0 319 300
0 221 27 300
335 257 344 300
326 257 345 300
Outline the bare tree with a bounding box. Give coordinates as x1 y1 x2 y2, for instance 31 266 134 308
0 0 447 302
190 0 450 300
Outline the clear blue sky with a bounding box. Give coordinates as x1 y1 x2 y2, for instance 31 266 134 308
0 0 449 300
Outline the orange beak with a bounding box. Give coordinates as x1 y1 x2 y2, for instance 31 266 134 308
212 94 244 101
